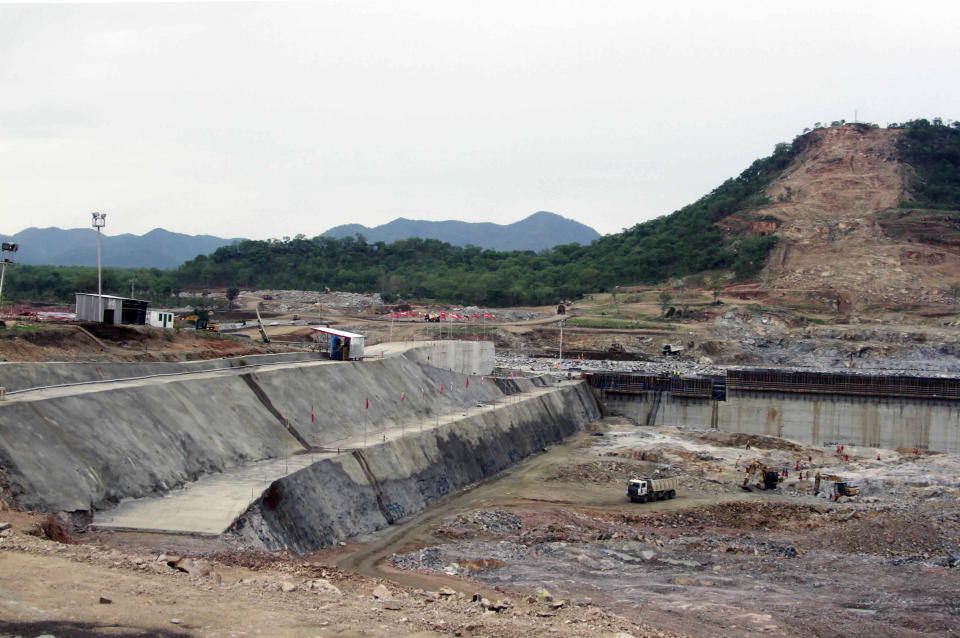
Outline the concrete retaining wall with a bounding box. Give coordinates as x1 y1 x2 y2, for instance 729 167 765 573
0 347 515 512
401 341 495 376
597 389 960 452
725 391 960 451
230 381 600 554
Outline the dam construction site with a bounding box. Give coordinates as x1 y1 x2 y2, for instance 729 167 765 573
2 122 960 637
1 312 960 638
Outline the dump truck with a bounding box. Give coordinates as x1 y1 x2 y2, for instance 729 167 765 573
627 476 679 503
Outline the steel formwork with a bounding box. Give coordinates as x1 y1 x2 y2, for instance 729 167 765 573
586 369 960 402
726 369 960 400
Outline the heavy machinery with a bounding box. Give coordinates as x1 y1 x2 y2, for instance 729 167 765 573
741 460 780 491
833 481 860 498
815 474 860 498
607 343 625 353
627 476 679 503
254 302 271 343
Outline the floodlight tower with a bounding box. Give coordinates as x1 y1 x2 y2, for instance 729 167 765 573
92 212 106 321
0 242 19 312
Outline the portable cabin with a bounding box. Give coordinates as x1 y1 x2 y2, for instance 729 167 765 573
75 293 149 325
147 309 176 328
310 327 365 360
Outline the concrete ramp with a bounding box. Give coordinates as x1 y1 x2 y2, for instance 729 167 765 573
93 453 322 535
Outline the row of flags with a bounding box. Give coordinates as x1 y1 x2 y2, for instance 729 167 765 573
308 376 496 421
392 310 497 320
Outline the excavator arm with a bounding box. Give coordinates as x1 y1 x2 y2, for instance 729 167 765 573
255 302 271 344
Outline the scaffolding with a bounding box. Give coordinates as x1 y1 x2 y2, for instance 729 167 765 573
726 369 960 400
586 369 960 402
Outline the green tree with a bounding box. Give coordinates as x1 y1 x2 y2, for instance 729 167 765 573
226 286 240 309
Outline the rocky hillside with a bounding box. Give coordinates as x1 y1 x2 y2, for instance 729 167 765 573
721 123 960 310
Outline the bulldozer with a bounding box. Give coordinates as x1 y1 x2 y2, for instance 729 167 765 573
741 460 780 491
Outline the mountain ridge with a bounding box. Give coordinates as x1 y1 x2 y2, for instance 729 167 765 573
321 211 601 251
0 227 239 269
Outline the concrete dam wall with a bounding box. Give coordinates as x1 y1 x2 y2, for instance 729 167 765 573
0 343 507 512
230 380 600 554
598 388 960 452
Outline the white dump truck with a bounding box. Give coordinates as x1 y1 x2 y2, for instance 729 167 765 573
627 476 679 503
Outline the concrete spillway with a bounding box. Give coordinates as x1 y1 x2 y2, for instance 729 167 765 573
0 341 600 552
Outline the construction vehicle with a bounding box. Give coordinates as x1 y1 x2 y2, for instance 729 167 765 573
607 343 625 353
741 460 780 491
254 302 271 343
662 344 684 356
815 474 860 498
627 476 679 503
833 481 860 498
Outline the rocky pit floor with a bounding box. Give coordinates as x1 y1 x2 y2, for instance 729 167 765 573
2 421 959 638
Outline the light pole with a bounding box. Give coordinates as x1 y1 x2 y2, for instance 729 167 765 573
0 242 19 312
91 212 106 322
557 319 565 368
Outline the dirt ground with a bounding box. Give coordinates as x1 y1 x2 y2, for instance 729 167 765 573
3 419 958 637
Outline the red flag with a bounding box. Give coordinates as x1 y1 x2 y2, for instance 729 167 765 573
401 391 406 402
365 398 369 409
440 383 444 394
473 313 480 319
311 405 315 422
466 378 470 388
483 312 492 318
440 312 446 319
393 312 399 319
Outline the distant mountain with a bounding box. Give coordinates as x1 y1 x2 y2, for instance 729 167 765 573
0 227 238 269
321 211 601 251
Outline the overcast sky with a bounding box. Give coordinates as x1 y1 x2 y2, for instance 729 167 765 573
1 1 957 240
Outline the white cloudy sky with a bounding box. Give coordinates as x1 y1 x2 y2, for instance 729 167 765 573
1 1 957 240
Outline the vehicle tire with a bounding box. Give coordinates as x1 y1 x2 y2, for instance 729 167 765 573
668 490 676 499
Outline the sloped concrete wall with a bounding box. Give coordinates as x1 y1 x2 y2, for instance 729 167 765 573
0 348 511 512
0 375 302 511
230 381 600 554
0 352 326 392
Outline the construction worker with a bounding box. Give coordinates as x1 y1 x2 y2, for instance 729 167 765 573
814 472 821 493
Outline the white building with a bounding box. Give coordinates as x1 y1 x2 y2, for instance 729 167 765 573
147 309 176 328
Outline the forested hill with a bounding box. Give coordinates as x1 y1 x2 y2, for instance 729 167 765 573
322 211 600 251
12 120 957 306
176 141 796 305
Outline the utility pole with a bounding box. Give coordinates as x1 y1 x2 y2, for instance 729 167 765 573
557 319 565 367
91 212 106 322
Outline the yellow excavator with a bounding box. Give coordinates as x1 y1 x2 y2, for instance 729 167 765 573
814 473 860 498
741 460 781 491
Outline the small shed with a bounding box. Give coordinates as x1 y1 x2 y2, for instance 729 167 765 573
147 309 176 328
310 327 365 360
75 293 149 325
